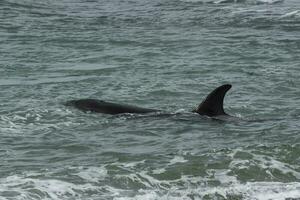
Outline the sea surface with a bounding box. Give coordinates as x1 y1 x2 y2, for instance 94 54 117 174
0 0 300 199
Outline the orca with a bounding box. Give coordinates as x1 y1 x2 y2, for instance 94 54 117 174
65 99 159 115
192 84 231 117
65 84 232 117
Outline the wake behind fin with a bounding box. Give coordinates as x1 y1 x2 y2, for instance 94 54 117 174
193 84 232 117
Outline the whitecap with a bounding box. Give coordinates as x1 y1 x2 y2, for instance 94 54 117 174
168 156 188 165
152 168 166 175
76 166 108 183
0 174 98 200
214 0 238 4
280 10 300 18
256 0 284 4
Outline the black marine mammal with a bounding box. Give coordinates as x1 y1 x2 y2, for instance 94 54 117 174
65 99 158 115
65 84 232 117
192 84 231 117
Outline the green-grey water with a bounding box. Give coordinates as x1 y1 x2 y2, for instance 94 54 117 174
0 0 300 199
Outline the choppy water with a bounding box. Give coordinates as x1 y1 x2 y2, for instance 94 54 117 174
1 0 300 199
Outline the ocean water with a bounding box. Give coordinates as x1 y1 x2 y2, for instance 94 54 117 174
0 0 300 199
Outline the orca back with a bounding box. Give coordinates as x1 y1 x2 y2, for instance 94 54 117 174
65 99 158 114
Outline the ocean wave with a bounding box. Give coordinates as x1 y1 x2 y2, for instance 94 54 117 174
179 0 284 4
280 10 300 18
1 145 300 199
1 169 299 200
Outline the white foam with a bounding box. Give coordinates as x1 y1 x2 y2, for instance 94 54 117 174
229 149 300 180
122 160 146 168
179 0 212 2
0 174 98 200
152 168 166 174
254 154 300 179
174 109 187 114
168 156 188 165
1 169 300 199
226 182 300 200
214 169 238 184
113 191 159 200
111 181 300 200
214 0 237 4
1 148 300 199
76 166 107 183
280 10 300 18
256 0 284 4
0 107 83 136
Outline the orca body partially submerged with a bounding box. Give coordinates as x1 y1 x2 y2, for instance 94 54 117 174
65 99 158 115
65 84 232 118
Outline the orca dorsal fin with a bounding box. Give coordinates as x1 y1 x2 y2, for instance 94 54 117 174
194 84 232 117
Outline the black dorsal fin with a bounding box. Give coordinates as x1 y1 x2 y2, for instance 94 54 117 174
194 84 232 117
